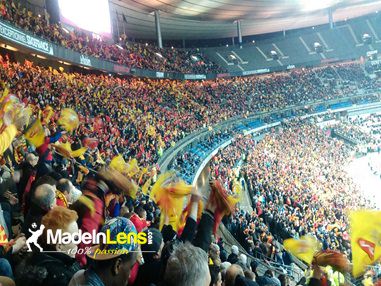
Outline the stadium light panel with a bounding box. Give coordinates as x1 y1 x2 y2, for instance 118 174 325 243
58 0 112 37
299 0 339 12
0 44 18 51
31 53 47 59
58 61 72 66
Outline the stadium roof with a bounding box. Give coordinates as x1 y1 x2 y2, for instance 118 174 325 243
110 0 381 40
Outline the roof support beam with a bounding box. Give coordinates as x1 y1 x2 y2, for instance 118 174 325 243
154 10 163 49
236 20 242 48
328 7 334 29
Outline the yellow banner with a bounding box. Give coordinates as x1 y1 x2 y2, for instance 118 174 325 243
350 210 381 277
24 119 45 148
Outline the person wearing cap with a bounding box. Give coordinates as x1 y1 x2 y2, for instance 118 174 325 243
69 217 138 286
15 206 80 286
133 228 164 286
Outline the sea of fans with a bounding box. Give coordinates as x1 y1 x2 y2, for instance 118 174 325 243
0 33 379 285
212 120 375 263
0 0 225 74
0 55 377 173
0 3 380 286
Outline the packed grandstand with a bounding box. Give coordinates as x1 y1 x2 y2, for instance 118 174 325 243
0 0 380 286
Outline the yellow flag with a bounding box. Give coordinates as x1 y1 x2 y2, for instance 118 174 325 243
109 155 126 173
58 108 79 132
283 235 321 264
41 105 54 125
126 158 140 177
52 142 87 158
71 147 87 158
24 119 45 148
142 178 151 195
350 210 381 277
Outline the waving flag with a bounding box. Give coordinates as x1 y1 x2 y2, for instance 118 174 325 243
24 119 45 148
283 235 321 264
150 171 193 231
109 154 126 173
350 210 381 277
41 105 54 125
58 108 79 132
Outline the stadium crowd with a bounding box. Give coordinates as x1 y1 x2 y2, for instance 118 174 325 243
0 0 225 74
210 135 256 193
212 121 375 263
0 3 379 286
0 56 378 172
0 32 378 285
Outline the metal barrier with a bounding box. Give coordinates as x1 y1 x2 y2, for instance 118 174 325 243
218 222 304 282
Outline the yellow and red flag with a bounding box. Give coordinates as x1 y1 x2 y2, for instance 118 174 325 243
150 171 193 231
24 119 45 148
350 210 381 277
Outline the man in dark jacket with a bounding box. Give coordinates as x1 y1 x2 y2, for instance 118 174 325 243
16 153 38 203
133 228 164 286
228 245 239 264
257 270 281 286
